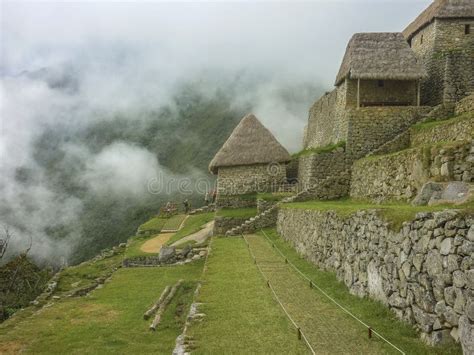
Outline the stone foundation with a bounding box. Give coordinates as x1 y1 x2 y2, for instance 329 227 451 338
277 207 474 347
216 194 257 209
346 106 430 159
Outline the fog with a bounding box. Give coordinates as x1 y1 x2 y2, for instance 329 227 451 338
0 0 431 262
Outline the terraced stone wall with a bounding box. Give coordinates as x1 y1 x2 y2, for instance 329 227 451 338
350 140 473 202
346 106 429 159
277 207 474 349
305 83 348 149
410 115 474 147
297 149 351 192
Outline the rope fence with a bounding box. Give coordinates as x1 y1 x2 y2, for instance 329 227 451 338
259 229 406 355
242 234 316 355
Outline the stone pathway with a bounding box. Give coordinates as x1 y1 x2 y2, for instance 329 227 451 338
245 234 397 355
140 233 174 253
171 221 214 247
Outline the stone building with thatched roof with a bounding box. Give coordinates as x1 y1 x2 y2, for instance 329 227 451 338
403 0 474 106
304 32 427 154
209 114 290 207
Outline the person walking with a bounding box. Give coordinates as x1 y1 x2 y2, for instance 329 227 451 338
183 199 190 214
204 192 210 206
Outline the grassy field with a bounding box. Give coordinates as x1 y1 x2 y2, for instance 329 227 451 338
137 216 168 234
215 207 257 219
187 237 308 354
283 199 474 231
0 262 204 354
166 212 214 246
260 229 462 354
162 214 187 231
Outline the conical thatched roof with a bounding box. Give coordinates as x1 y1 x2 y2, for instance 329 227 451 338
209 114 290 174
403 0 474 41
335 32 427 86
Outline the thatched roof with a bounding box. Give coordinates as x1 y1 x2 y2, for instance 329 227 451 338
403 0 474 41
335 33 426 86
209 114 291 174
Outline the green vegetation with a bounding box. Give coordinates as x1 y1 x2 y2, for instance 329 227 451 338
283 199 474 231
0 255 53 322
292 141 345 158
162 214 187 231
166 212 214 246
260 229 462 354
215 207 257 219
0 262 204 353
137 217 168 234
125 235 155 258
411 111 473 131
257 192 293 201
56 251 125 294
187 237 307 353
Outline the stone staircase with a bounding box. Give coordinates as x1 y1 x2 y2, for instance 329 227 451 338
224 189 309 236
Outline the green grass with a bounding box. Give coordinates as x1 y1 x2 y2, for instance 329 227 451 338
187 237 307 353
125 234 157 258
137 217 168 233
260 229 462 354
162 214 187 231
257 192 293 201
292 141 345 158
283 199 474 231
411 111 473 131
166 212 214 246
55 251 124 295
0 262 204 354
215 207 257 219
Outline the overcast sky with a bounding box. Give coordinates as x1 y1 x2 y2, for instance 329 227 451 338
2 0 430 85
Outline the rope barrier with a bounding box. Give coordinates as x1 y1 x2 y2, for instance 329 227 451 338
242 234 316 355
260 229 406 355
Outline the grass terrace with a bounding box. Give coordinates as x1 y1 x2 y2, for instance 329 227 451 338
411 111 473 131
282 199 474 231
137 217 168 234
166 212 214 246
162 214 187 231
257 192 293 202
259 229 462 354
215 207 257 219
292 141 346 158
0 262 203 353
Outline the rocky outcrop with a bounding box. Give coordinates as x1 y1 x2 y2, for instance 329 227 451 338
277 207 474 347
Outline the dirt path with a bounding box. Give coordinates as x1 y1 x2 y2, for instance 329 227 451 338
140 233 174 253
245 234 396 355
171 221 214 247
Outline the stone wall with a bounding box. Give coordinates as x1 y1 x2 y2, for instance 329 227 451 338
411 115 474 147
305 83 348 149
216 164 287 197
213 216 250 235
356 79 418 107
277 207 474 348
351 140 474 202
216 194 256 209
257 198 277 214
455 94 474 116
346 106 429 159
410 19 474 106
297 149 352 191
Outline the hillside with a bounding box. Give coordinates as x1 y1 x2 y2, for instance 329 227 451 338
0 214 461 354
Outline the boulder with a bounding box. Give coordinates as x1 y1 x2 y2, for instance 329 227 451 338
428 182 473 206
159 246 176 263
412 182 443 206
